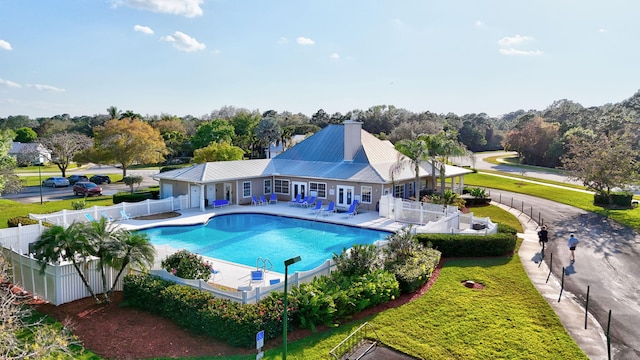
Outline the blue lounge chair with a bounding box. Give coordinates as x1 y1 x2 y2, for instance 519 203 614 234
289 194 302 206
323 201 336 216
252 196 262 206
120 210 132 220
260 195 268 205
269 193 278 204
85 213 96 222
301 196 316 208
345 200 359 217
311 200 323 214
250 270 264 286
101 212 114 222
295 196 310 207
212 199 229 208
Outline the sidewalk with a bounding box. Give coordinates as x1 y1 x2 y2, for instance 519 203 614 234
495 202 608 359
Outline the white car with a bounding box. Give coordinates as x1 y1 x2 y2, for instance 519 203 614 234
42 177 70 187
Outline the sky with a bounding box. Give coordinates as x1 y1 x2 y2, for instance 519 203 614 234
1 0 639 119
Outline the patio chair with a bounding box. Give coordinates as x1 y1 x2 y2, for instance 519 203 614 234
250 270 264 286
120 210 132 220
85 213 96 222
323 201 336 216
289 194 302 206
260 195 268 205
101 212 114 222
269 193 278 204
252 196 262 206
295 195 310 207
311 200 323 214
345 200 359 218
301 196 316 208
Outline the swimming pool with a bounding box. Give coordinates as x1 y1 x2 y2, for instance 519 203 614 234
140 213 391 273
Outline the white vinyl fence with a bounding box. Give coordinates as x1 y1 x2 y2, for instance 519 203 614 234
29 195 188 227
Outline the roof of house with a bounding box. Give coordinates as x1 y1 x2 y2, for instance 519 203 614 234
155 123 472 184
9 142 50 155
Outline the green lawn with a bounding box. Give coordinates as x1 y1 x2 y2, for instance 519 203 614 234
0 197 114 228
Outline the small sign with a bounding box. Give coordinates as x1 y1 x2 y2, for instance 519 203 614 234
256 330 264 350
256 351 264 360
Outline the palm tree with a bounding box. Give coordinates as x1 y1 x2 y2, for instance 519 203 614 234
105 230 155 298
255 116 282 158
395 137 429 197
34 223 101 303
79 217 120 302
107 106 121 120
424 131 469 193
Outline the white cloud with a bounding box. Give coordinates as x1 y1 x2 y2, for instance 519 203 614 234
26 84 65 92
0 39 12 51
599 28 607 33
498 48 543 56
498 34 533 46
161 31 206 52
277 37 289 45
329 53 340 60
475 20 485 28
296 37 315 45
111 0 203 18
0 78 21 88
133 25 154 34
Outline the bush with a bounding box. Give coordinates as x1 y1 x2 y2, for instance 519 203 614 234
594 192 633 207
332 244 382 277
416 232 516 257
71 199 86 210
7 216 39 227
161 249 212 280
112 191 154 204
386 248 441 293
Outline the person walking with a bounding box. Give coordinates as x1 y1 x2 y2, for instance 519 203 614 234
567 233 579 262
538 225 549 247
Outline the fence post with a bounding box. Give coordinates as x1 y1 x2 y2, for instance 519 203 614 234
607 309 612 360
584 285 590 329
521 201 524 213
558 267 565 302
510 197 513 208
546 253 553 283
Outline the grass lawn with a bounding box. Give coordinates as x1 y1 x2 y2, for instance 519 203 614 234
19 174 125 187
0 197 114 228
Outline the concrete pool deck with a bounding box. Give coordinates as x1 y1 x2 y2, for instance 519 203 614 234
116 202 406 290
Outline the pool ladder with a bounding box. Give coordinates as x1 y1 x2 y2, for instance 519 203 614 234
256 257 273 273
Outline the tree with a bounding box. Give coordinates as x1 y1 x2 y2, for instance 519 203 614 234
395 137 430 197
503 117 560 167
193 141 245 163
107 106 122 120
41 132 92 177
0 129 20 195
14 127 38 143
190 119 235 150
107 230 155 298
255 116 282 158
424 131 469 192
123 175 143 193
562 132 640 199
90 118 167 177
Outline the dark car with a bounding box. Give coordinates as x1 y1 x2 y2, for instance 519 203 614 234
90 174 111 184
73 182 103 196
67 174 89 185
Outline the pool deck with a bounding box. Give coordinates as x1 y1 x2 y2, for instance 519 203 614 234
117 202 406 291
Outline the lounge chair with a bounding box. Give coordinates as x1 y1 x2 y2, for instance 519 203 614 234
260 195 268 205
120 210 132 220
269 279 281 285
345 200 359 218
289 194 302 206
295 196 310 207
252 196 262 206
250 270 264 286
212 199 229 208
269 193 278 204
101 212 114 222
323 201 336 216
301 196 316 208
85 213 96 222
311 200 323 214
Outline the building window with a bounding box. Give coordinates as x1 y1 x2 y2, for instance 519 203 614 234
243 181 251 198
394 184 404 199
361 186 372 204
309 182 327 198
406 182 414 198
264 179 272 194
274 179 290 194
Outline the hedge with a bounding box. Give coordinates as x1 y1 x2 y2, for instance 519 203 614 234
112 191 158 204
416 232 517 257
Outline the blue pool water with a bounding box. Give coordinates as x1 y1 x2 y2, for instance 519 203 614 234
140 213 391 273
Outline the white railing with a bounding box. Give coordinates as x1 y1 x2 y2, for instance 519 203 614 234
378 195 458 225
29 195 188 227
0 222 47 255
415 212 498 235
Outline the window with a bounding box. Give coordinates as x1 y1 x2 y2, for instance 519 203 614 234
243 181 251 198
361 186 372 204
264 179 272 194
394 184 404 198
274 179 290 194
309 182 327 198
406 183 414 198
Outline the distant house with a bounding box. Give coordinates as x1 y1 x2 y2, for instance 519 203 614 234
154 121 473 210
9 142 52 166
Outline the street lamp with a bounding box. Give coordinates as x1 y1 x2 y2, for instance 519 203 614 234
35 155 43 204
282 255 301 360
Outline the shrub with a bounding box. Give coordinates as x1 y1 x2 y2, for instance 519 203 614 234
290 281 336 332
332 244 382 277
112 191 154 204
161 249 212 280
594 192 633 207
122 175 143 193
416 232 516 257
386 248 441 293
71 199 86 210
7 216 39 227
122 274 171 314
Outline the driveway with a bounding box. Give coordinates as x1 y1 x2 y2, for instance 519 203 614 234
461 153 640 359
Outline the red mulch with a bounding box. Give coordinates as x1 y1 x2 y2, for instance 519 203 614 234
31 260 445 360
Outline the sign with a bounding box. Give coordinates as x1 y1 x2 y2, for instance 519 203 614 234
256 351 264 360
256 330 264 350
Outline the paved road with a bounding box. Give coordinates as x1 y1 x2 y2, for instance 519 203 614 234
461 152 640 360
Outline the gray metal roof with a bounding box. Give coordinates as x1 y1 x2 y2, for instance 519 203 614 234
154 124 472 184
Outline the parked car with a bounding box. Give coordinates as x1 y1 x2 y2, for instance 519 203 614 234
67 174 89 185
41 177 70 187
73 182 103 196
89 174 111 184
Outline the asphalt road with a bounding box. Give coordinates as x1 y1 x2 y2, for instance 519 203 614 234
458 152 640 360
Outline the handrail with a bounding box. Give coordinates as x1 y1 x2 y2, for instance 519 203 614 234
329 322 379 360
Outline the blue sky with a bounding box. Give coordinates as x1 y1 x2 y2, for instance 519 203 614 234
1 0 639 119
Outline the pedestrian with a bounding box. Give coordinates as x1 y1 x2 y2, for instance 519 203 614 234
567 233 579 262
538 225 549 247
